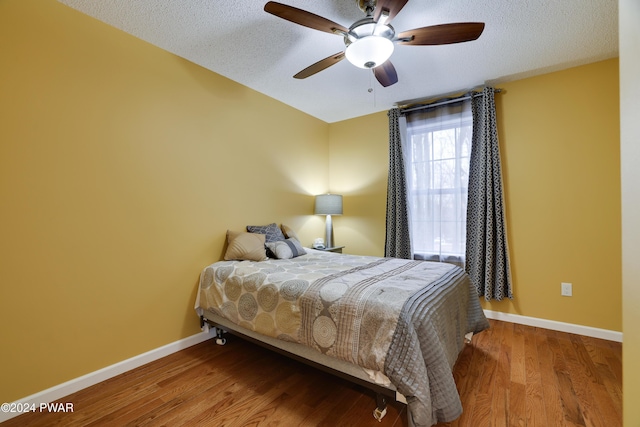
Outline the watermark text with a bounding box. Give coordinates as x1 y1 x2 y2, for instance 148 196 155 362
1 402 74 413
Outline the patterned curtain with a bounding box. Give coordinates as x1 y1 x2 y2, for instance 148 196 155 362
466 87 513 300
384 108 412 259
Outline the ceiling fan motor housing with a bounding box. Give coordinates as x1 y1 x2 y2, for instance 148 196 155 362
348 18 395 40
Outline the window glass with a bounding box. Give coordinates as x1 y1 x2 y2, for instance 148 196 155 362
403 101 472 265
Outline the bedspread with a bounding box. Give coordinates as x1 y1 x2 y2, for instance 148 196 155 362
195 250 489 426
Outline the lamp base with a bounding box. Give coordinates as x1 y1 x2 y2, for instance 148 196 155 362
325 214 334 249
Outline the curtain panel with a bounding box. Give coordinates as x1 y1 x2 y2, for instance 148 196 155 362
466 87 513 300
384 108 412 259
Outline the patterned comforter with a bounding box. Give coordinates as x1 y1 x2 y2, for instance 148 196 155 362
195 250 489 426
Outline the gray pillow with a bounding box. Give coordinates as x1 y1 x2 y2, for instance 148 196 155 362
246 222 286 243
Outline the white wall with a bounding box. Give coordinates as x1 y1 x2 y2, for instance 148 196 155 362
620 1 640 425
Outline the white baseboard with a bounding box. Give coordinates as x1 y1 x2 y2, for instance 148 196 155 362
0 331 212 423
483 310 623 342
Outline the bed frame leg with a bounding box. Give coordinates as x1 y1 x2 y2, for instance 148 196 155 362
373 393 387 422
200 316 210 333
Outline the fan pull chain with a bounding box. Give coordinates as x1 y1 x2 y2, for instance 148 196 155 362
368 71 375 108
367 70 377 108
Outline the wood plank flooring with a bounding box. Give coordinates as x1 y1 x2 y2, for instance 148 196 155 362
2 319 621 426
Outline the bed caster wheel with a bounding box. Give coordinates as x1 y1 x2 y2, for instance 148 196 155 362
373 406 387 422
213 327 227 345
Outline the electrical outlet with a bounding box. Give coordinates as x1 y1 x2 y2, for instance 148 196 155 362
561 282 572 297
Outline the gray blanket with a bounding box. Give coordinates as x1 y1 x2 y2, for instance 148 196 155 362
196 252 489 425
384 266 490 426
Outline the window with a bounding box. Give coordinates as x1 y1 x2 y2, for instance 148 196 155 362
403 101 472 265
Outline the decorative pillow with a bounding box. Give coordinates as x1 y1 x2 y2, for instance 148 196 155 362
224 230 268 261
280 224 301 242
265 238 307 259
246 222 286 243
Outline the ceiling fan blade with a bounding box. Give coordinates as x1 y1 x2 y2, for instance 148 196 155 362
293 52 345 79
397 22 485 45
373 0 409 23
264 2 348 35
373 60 398 87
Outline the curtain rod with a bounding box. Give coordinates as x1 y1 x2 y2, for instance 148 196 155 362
397 88 502 114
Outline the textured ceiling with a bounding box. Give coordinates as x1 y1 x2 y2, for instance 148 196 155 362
58 0 618 123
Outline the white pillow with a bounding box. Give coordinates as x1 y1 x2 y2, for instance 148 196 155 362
265 238 306 259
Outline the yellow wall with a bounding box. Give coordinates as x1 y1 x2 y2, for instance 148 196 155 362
0 0 329 402
329 59 621 332
487 59 621 331
328 112 389 255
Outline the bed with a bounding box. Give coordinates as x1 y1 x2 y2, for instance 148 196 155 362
195 228 489 427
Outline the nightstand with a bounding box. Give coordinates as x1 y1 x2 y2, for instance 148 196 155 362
315 246 345 253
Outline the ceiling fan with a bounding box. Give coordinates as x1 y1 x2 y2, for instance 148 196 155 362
264 0 485 87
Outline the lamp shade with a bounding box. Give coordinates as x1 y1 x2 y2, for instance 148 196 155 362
345 36 394 69
314 194 343 215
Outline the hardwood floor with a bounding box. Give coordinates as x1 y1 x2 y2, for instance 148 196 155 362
2 319 621 427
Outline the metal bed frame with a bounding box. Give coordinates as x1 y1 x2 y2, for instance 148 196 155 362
200 314 406 421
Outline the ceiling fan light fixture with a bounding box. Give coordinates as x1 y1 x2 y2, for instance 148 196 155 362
345 35 394 69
